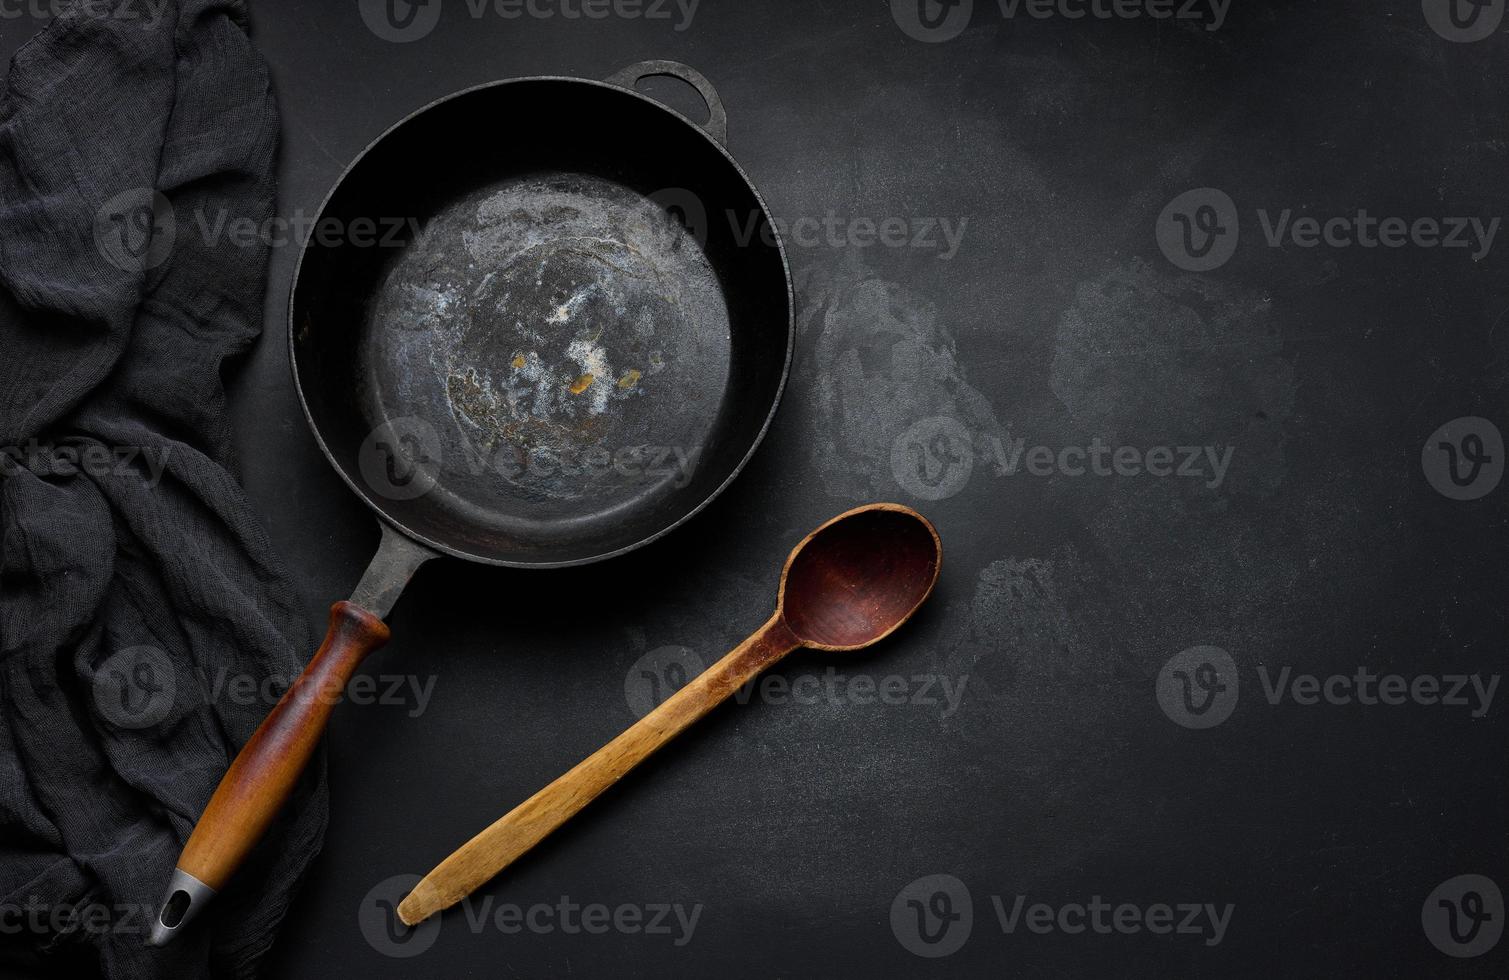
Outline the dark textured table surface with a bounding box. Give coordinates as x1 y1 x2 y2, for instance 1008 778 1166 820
8 0 1509 976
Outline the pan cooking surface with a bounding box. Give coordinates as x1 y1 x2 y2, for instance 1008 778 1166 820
362 173 733 536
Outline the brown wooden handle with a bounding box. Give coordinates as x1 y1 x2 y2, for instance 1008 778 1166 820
151 524 435 947
397 613 800 926
179 601 390 888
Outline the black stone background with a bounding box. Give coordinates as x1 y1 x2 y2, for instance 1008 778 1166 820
3 0 1508 976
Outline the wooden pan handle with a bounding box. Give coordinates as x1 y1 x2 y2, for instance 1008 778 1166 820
148 602 390 943
397 613 800 926
182 601 390 883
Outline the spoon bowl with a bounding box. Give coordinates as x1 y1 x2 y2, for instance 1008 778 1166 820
780 504 942 650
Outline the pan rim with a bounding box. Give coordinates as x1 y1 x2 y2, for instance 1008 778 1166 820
287 72 795 569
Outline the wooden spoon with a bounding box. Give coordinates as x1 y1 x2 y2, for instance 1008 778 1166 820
397 502 942 926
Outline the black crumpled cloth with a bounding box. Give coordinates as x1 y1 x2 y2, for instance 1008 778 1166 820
0 1 324 977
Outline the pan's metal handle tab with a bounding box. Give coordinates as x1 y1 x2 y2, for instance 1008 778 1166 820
605 60 728 146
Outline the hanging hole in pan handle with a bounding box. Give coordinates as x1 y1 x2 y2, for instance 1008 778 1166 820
605 60 728 146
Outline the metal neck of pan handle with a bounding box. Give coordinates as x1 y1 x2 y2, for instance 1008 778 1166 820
350 521 440 619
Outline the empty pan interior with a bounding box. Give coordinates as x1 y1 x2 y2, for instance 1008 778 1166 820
291 79 791 566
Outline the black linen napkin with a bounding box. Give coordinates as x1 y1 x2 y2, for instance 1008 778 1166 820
0 1 325 977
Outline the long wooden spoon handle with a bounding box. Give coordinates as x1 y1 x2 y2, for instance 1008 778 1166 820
398 613 801 926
